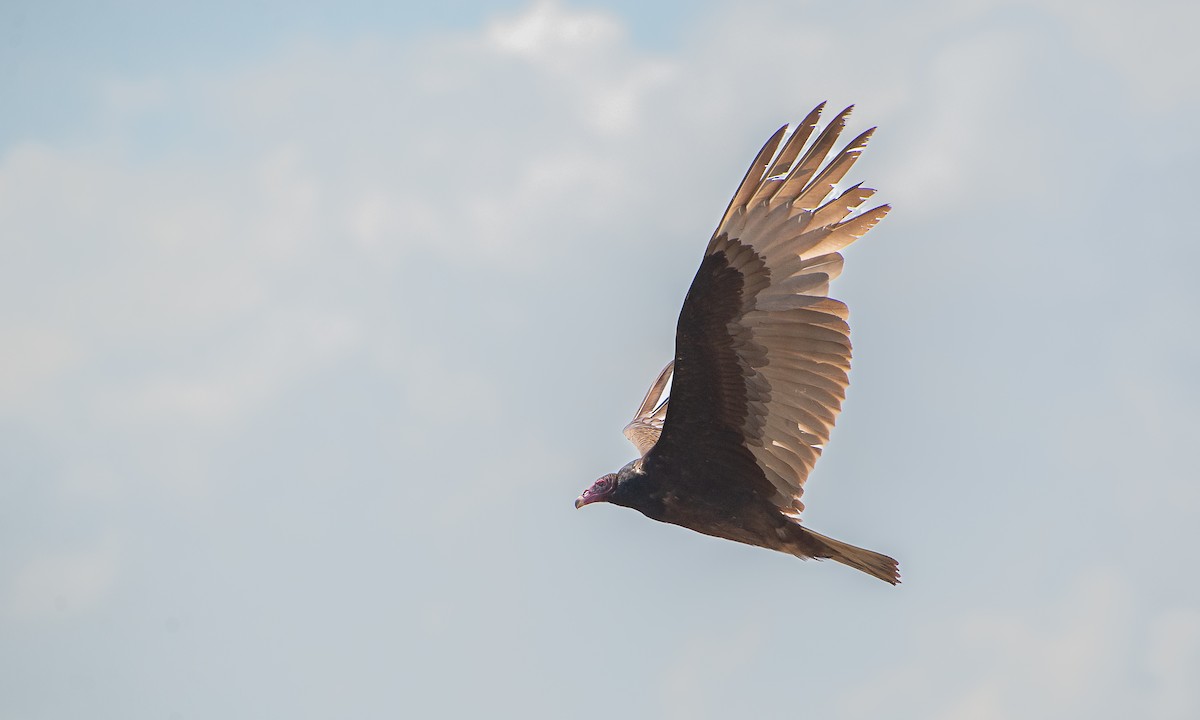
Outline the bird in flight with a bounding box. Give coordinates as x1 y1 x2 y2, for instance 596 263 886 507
575 103 899 584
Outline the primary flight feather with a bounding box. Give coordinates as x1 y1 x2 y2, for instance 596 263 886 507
576 103 899 584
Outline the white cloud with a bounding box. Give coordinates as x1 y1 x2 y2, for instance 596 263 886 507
660 620 766 719
844 571 1200 719
1045 0 1200 111
5 535 121 621
488 0 622 64
1147 609 1200 720
885 27 1053 218
0 1 682 484
0 323 79 414
486 0 676 134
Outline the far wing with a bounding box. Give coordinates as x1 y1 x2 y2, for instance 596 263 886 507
649 104 889 518
622 362 673 456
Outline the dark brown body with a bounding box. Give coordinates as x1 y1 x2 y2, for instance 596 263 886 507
611 446 826 560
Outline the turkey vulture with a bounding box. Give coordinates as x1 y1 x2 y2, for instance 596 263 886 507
576 104 899 584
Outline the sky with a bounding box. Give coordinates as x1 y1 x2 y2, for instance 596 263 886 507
2 0 1199 718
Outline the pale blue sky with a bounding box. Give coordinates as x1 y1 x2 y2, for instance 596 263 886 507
2 1 1199 718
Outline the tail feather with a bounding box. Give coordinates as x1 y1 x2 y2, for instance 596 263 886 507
804 528 900 585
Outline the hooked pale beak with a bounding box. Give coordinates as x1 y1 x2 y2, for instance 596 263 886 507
576 473 616 509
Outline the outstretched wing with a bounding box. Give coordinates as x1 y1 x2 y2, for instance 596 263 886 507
623 362 673 456
648 104 889 519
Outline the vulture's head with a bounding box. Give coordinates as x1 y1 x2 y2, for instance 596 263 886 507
575 459 646 509
575 473 616 508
